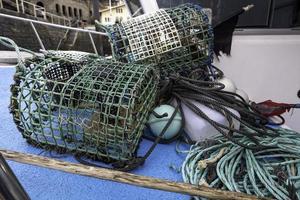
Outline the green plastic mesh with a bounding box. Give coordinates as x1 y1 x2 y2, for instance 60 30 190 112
10 51 159 162
104 3 213 78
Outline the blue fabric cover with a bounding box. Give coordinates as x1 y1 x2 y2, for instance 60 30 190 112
0 67 190 200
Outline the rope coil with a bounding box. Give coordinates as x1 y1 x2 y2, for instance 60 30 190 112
182 127 300 200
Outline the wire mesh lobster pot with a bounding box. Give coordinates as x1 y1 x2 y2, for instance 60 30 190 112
103 3 213 78
10 52 159 162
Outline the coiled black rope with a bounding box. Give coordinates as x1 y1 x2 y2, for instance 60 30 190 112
155 68 280 150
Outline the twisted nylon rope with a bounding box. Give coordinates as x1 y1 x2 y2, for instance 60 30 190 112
182 127 300 200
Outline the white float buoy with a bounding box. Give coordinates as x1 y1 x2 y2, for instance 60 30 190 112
236 89 250 103
172 100 240 142
217 77 237 93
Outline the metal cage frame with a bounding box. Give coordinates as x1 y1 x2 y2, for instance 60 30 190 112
10 51 159 162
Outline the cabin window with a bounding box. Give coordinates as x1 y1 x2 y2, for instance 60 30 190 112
62 5 66 16
79 9 82 18
74 8 78 17
55 4 60 14
68 7 73 17
116 8 123 13
36 2 44 8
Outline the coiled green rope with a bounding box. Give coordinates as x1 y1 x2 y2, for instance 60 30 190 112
182 127 300 200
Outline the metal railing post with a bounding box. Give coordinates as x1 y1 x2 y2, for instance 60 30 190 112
0 13 107 36
33 5 37 17
0 12 108 55
2 0 71 26
88 32 98 55
30 22 46 50
21 0 24 13
0 153 30 200
43 8 46 19
16 0 20 13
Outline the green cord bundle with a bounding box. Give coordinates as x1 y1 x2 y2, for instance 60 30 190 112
182 127 300 200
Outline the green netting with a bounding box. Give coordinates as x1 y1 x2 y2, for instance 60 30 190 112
10 51 159 162
102 3 213 78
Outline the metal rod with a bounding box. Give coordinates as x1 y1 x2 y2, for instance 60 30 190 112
30 22 45 50
132 7 142 17
16 0 20 13
56 29 69 50
33 5 37 17
0 149 270 200
0 153 30 200
21 0 24 13
88 32 98 55
0 13 107 36
0 0 3 9
43 9 46 20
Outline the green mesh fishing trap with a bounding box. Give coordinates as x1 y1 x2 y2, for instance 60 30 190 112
10 50 159 162
102 3 213 78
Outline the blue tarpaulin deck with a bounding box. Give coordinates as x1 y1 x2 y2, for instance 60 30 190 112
0 66 190 200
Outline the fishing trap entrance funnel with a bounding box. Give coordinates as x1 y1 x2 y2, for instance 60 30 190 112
103 3 213 78
10 51 159 162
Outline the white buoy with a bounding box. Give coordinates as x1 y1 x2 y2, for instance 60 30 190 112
217 77 237 93
236 89 250 103
172 100 240 142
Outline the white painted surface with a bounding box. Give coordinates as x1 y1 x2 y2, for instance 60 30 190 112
0 51 33 64
0 64 15 68
180 100 240 142
140 0 159 13
99 4 131 25
214 34 300 131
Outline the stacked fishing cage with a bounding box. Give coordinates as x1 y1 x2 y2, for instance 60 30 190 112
7 2 213 166
103 3 213 78
10 51 158 162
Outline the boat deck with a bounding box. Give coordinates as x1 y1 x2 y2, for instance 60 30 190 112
0 66 189 200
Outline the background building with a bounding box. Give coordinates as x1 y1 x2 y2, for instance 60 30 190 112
0 0 94 24
0 0 110 54
26 0 92 22
99 0 130 25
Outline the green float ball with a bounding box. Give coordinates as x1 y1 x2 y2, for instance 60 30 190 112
147 105 182 140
